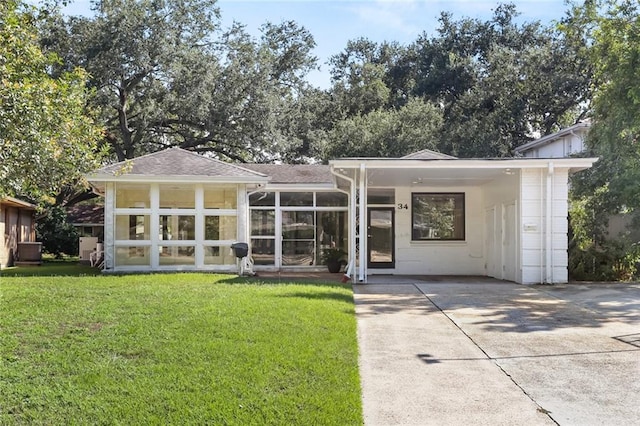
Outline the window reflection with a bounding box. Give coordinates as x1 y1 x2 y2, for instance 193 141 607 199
280 192 313 206
251 210 275 236
159 216 195 240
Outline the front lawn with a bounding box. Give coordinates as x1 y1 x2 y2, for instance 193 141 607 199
0 274 362 425
0 261 101 277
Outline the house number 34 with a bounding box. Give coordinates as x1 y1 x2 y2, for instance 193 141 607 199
397 203 409 210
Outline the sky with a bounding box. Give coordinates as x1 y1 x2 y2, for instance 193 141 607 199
60 0 572 88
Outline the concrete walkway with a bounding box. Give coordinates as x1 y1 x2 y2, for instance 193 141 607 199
354 277 640 425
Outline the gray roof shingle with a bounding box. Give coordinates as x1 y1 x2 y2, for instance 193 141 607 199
67 204 104 225
243 164 333 184
94 148 268 179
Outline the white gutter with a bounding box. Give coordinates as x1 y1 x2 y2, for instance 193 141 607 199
329 157 597 171
359 163 367 283
330 167 357 282
87 175 270 184
546 162 554 283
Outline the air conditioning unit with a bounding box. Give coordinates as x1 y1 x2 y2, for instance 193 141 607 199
79 237 99 264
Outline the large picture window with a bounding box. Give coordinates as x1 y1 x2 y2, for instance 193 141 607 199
412 193 465 241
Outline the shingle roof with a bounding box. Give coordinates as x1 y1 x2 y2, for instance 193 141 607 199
243 164 333 184
402 149 457 160
94 148 268 179
67 204 104 225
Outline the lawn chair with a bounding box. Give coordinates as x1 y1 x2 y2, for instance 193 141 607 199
90 248 104 269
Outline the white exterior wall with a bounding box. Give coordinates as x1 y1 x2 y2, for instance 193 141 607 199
387 185 485 276
522 130 587 158
482 174 520 281
520 167 570 284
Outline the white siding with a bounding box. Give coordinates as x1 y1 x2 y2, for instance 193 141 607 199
521 169 544 284
520 167 571 284
482 174 520 281
525 131 585 158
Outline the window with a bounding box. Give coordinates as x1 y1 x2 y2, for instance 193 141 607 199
367 188 395 205
248 191 348 267
280 192 313 206
249 192 275 206
316 192 348 207
412 193 464 241
282 211 315 266
115 246 150 266
115 184 150 208
204 187 236 209
204 216 237 241
115 215 150 240
159 215 195 240
159 184 195 208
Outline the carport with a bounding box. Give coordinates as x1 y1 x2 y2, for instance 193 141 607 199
330 154 597 284
354 277 640 425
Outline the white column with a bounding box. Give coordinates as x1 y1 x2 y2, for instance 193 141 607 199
236 184 247 244
104 182 115 270
275 191 282 269
195 184 204 268
358 163 367 282
150 184 159 269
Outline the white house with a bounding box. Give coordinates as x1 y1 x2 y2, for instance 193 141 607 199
87 148 597 284
514 121 590 158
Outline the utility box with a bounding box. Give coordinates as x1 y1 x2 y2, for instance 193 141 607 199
16 242 42 264
79 237 99 264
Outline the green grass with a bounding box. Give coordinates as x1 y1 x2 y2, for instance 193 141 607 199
0 261 101 277
0 274 363 425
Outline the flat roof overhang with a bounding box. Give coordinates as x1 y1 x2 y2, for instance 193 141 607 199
330 157 598 187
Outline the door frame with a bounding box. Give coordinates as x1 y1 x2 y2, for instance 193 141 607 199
367 207 395 269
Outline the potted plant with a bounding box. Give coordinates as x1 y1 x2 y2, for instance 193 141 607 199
321 248 347 273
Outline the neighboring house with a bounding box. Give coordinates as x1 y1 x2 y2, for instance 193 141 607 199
516 121 639 242
514 121 590 158
87 147 597 284
0 197 37 268
67 203 104 240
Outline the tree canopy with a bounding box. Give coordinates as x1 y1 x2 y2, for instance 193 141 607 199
322 4 591 160
563 0 640 279
0 0 103 203
43 0 318 162
36 1 595 165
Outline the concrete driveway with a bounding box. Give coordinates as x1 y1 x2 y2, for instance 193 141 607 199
354 277 640 425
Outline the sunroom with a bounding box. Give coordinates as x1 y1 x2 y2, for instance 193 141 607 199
89 149 269 272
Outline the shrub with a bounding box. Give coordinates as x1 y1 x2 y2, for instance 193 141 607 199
36 205 79 257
